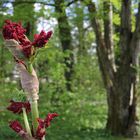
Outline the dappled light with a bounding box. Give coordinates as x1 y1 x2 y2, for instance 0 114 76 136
0 0 140 140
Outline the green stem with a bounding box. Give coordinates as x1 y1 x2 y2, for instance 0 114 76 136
30 101 46 140
30 100 39 134
22 108 32 136
42 136 46 140
27 61 33 74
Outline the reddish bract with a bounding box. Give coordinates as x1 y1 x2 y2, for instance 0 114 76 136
3 20 26 40
3 20 53 58
32 30 53 48
35 113 58 139
9 120 25 133
45 113 59 128
7 100 31 114
2 20 32 58
35 118 46 140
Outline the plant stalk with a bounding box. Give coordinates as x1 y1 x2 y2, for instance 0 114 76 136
30 100 39 134
27 61 33 74
22 108 32 136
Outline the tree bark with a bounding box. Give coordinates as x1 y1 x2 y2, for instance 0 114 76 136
54 0 74 91
86 0 138 136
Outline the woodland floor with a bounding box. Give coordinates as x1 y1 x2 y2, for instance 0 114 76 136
0 83 140 140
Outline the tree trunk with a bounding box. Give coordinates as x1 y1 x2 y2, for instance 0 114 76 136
54 0 74 91
86 0 139 136
106 70 137 136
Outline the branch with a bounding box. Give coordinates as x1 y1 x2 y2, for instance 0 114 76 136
121 0 131 30
0 0 55 6
120 0 132 52
103 2 113 51
67 0 79 7
133 3 140 41
103 2 115 70
1 0 79 7
131 3 140 66
87 0 115 83
87 1 103 44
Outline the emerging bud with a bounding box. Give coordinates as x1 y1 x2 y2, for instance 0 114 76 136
35 118 46 140
9 120 25 134
3 20 33 58
35 113 58 139
7 100 31 114
32 30 53 48
45 113 59 128
3 20 26 40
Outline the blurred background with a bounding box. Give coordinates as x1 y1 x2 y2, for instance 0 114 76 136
0 0 139 140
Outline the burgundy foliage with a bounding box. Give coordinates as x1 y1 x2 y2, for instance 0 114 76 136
32 30 53 48
9 120 25 134
3 20 53 58
7 100 31 114
35 113 58 139
3 20 32 58
35 118 46 140
45 113 59 128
